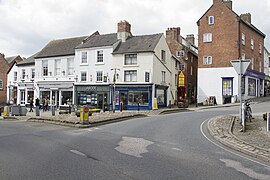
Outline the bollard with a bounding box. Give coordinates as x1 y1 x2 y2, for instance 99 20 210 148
36 106 40 116
52 106 55 116
80 107 89 124
4 106 10 117
0 106 1 116
120 102 123 112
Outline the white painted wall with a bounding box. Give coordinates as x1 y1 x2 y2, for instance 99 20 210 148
264 48 270 76
198 67 238 105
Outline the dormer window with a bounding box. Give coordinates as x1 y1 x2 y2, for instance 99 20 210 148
208 16 214 25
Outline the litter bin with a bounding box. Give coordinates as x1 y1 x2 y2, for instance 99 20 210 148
80 106 89 124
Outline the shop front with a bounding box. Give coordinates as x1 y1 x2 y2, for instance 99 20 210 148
245 69 265 97
17 82 35 106
155 85 168 108
113 84 153 110
74 85 110 110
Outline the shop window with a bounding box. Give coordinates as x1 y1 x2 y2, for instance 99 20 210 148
248 78 256 96
156 89 165 105
62 91 73 105
128 91 149 106
124 70 137 82
222 78 233 96
97 50 103 63
125 54 137 65
20 90 26 104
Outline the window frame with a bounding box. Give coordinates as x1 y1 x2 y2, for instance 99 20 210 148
124 54 137 65
97 50 104 63
22 69 26 80
161 71 166 83
55 59 61 76
161 50 166 61
96 71 103 82
259 43 262 54
176 50 184 57
67 58 74 75
14 71 17 81
31 68 35 79
208 16 214 25
81 52 88 64
203 56 212 65
145 72 150 82
42 60 48 76
251 39 254 50
80 71 87 82
0 79 3 89
203 33 212 43
242 33 245 45
124 70 137 82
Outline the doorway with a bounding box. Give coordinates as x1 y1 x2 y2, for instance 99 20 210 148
120 91 128 110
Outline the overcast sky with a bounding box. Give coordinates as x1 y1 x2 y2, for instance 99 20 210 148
0 0 269 58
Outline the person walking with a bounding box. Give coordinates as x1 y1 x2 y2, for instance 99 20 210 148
45 98 49 111
35 97 40 109
29 98 34 112
42 98 45 112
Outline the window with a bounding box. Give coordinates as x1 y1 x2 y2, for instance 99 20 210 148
242 33 245 45
67 58 74 75
161 71 166 83
22 69 26 79
145 72 150 82
0 79 2 89
125 54 137 65
14 72 17 81
208 16 214 25
42 60 48 76
161 50 166 61
175 74 178 86
124 70 137 82
81 52 87 64
55 59 61 76
31 69 35 79
180 64 185 70
128 91 149 105
269 57 270 68
241 53 245 60
96 71 103 82
222 78 233 96
251 57 254 70
248 78 256 96
190 66 193 75
259 44 262 54
203 56 212 65
176 50 184 57
81 72 87 82
97 50 103 63
203 33 212 42
259 61 262 72
251 39 254 50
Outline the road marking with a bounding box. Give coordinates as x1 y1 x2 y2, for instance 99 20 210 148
172 148 182 152
200 119 270 168
94 127 101 130
86 129 93 132
70 150 87 157
220 159 270 179
115 137 154 158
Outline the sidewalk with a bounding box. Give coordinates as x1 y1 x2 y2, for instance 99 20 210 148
208 114 270 163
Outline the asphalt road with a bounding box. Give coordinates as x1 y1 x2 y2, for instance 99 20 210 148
1 102 270 180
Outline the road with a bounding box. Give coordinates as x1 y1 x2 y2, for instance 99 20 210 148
1 102 270 179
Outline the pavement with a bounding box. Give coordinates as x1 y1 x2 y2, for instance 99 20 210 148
1 96 270 163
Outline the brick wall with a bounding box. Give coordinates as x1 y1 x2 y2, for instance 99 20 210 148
0 54 10 105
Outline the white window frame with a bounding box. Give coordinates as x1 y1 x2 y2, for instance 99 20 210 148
96 71 103 82
203 56 212 65
180 64 185 70
161 71 166 83
259 43 262 54
80 71 87 82
42 60 48 76
251 39 254 50
22 69 26 80
97 50 104 63
55 59 61 76
124 70 137 82
0 79 3 89
251 57 254 70
67 58 74 75
208 16 214 25
14 71 17 81
31 68 35 79
203 33 212 43
124 54 137 65
81 52 88 64
176 50 184 57
242 33 245 45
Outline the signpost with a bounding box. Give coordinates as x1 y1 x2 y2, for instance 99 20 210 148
231 59 251 132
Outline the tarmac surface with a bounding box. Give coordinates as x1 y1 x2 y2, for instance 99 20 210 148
1 96 270 163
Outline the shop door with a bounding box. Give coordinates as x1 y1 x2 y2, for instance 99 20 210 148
97 94 104 109
52 91 59 106
120 92 128 110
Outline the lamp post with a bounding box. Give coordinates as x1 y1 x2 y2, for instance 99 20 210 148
111 68 120 113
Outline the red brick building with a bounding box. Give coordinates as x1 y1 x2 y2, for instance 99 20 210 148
166 27 198 104
197 0 265 104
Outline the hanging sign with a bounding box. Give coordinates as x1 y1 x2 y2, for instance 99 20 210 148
178 71 185 87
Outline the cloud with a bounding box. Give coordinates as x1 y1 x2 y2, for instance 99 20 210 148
0 0 269 57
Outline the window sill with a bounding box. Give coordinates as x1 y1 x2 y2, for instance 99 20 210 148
80 63 88 66
95 62 105 65
123 64 139 67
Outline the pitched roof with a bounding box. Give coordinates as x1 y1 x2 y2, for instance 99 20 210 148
17 52 39 66
35 36 87 59
5 56 18 64
113 33 163 54
76 33 119 49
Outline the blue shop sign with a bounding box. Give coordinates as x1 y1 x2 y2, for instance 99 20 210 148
245 69 265 80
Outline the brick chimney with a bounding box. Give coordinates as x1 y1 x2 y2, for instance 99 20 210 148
0 53 5 58
240 13 251 24
186 34 195 45
213 0 223 4
117 20 132 42
223 0 232 10
166 27 181 43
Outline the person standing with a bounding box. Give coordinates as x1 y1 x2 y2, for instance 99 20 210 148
29 98 34 112
35 97 40 109
45 98 49 111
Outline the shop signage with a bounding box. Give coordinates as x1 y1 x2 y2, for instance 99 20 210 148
178 71 185 87
245 69 265 80
76 85 109 92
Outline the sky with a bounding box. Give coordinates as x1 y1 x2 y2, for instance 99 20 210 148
0 0 270 58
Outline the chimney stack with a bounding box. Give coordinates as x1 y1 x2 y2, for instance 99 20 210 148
240 13 252 24
117 20 132 42
166 27 181 43
186 34 195 45
223 0 232 10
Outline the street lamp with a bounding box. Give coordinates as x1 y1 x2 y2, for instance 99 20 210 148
111 68 120 113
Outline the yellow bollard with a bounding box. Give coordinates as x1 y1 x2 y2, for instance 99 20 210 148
80 108 84 122
3 106 9 117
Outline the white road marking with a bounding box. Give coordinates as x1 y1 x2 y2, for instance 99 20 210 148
115 137 154 158
172 148 182 152
94 127 101 130
200 119 270 168
220 159 270 180
70 150 87 157
86 129 93 132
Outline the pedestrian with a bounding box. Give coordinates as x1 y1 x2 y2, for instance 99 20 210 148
35 97 40 109
29 98 34 112
42 98 45 112
45 98 49 111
